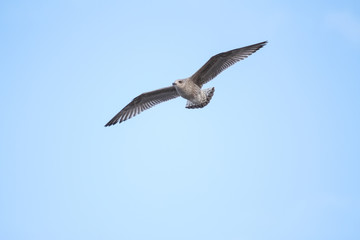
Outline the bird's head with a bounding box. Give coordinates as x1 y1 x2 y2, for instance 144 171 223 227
172 79 185 87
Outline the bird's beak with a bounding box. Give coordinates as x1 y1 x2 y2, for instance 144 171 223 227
172 82 176 86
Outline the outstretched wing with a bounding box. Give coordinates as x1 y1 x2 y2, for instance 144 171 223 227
105 86 179 126
190 41 267 87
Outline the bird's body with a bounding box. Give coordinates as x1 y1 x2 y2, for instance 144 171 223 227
173 79 203 104
105 41 267 126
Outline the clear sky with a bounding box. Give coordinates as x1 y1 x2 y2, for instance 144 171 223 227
1 0 360 239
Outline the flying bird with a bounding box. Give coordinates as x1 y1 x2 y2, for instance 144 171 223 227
105 41 267 126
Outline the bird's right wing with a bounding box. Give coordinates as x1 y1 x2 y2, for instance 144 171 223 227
105 86 179 126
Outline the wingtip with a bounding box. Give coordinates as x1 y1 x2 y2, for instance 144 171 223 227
254 41 268 50
104 120 117 127
247 41 268 50
259 40 268 46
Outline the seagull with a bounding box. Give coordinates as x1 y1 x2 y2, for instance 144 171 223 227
105 41 267 126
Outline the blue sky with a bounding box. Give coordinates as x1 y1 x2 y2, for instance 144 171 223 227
1 0 360 239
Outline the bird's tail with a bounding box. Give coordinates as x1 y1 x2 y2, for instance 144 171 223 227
186 87 215 109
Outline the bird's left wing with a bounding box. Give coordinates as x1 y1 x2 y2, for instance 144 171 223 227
105 86 179 126
190 41 267 87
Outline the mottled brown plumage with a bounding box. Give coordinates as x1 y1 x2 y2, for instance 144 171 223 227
105 41 267 126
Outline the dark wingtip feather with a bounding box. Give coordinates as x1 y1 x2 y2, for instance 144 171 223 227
104 120 116 127
253 40 268 48
104 114 120 127
258 41 268 47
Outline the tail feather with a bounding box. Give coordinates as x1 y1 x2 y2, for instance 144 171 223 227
186 87 215 109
